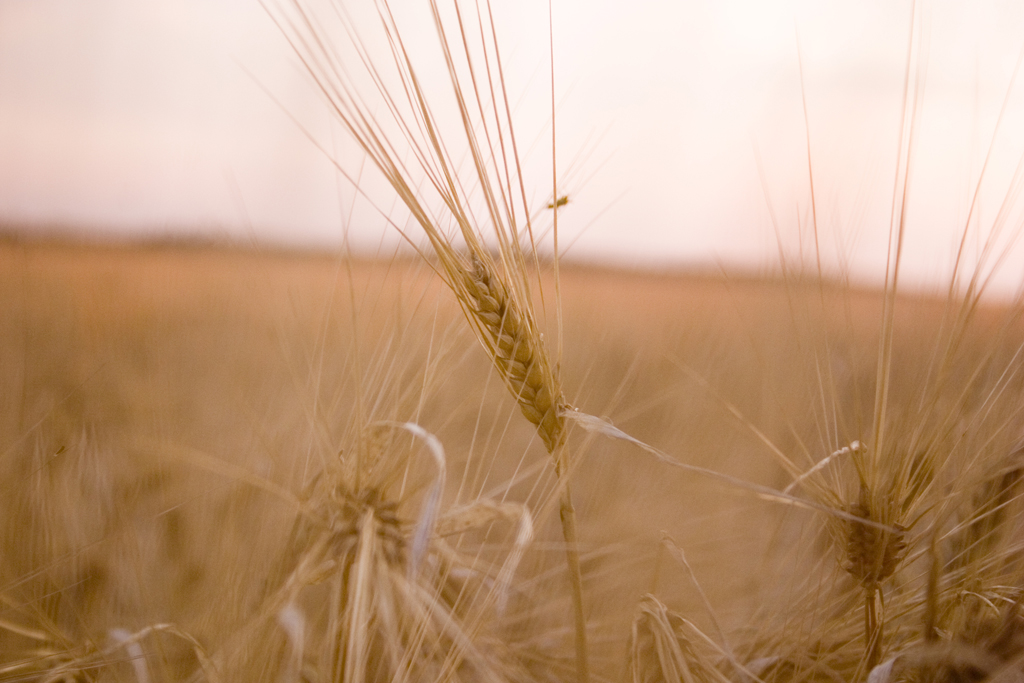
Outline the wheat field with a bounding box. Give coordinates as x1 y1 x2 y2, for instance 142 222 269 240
1 236 1022 682
4 0 1024 680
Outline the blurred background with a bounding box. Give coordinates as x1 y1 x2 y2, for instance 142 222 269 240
3 0 1024 297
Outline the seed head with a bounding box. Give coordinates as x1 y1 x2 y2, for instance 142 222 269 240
845 502 908 587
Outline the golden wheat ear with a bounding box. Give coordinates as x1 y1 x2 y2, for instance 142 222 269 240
461 254 567 454
271 0 591 678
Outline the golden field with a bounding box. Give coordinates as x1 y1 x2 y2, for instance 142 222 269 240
2 238 1022 681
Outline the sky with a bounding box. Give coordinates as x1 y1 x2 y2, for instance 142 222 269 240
3 0 1024 297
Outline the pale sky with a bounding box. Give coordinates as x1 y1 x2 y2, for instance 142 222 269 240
3 0 1024 296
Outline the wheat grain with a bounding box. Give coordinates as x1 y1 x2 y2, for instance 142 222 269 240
463 255 566 454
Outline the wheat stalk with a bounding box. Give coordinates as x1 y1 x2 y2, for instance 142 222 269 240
459 253 588 681
270 0 590 678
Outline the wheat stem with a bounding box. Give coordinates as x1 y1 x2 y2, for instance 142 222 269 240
465 254 588 681
559 484 589 683
865 585 881 673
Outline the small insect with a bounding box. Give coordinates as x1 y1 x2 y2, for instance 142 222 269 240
546 195 569 209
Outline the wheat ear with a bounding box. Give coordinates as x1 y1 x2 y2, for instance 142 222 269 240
456 251 588 683
463 256 566 453
273 1 589 677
